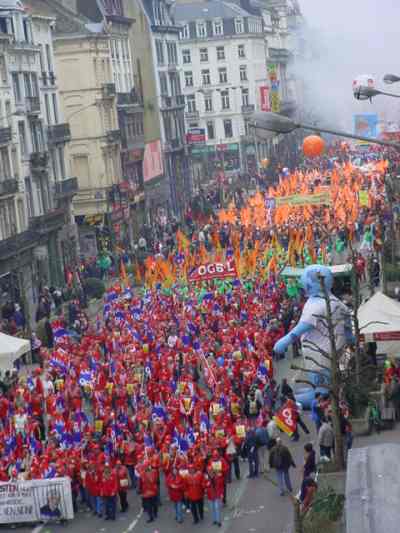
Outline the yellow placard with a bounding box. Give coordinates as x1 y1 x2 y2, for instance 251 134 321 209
236 425 246 438
126 383 134 394
359 190 369 206
212 460 222 472
215 429 225 438
95 420 103 433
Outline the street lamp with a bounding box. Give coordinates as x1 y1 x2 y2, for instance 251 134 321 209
249 111 400 150
353 85 400 101
384 74 400 85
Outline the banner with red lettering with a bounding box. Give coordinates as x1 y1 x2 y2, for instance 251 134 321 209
273 401 297 436
188 261 238 283
260 86 270 112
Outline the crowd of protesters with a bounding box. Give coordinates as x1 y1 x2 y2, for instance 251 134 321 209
0 144 394 529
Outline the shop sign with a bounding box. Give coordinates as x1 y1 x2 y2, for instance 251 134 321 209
187 128 206 144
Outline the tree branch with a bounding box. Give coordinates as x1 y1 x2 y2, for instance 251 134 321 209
302 340 332 360
359 320 388 331
304 356 331 371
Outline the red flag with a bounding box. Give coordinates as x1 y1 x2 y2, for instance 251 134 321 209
273 400 297 436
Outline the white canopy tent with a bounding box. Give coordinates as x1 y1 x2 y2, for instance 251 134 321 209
358 292 400 356
0 332 30 371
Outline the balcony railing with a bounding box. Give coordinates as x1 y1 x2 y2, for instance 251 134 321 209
0 126 12 145
241 104 255 114
102 83 116 98
161 94 185 110
0 228 38 259
0 178 18 196
30 151 49 169
26 96 41 115
106 129 121 144
55 177 78 198
47 123 71 144
164 138 184 152
117 91 142 107
30 207 66 232
185 110 199 120
269 47 291 62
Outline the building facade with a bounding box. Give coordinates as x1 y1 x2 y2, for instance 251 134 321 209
0 0 75 327
173 1 270 183
123 0 189 221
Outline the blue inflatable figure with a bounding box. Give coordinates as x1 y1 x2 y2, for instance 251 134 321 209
274 265 353 408
274 264 353 362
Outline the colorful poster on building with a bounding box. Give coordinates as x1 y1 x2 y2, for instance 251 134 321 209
259 86 270 112
143 140 163 182
353 114 378 141
268 64 280 113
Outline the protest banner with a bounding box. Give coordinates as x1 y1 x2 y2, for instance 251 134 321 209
275 192 331 207
273 403 297 436
0 478 74 525
189 261 238 282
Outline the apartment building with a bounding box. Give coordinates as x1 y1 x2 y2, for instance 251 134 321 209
0 0 74 326
173 0 269 181
123 0 190 221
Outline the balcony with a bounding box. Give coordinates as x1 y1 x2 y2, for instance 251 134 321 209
0 178 18 196
280 99 297 116
55 177 78 199
160 94 185 110
117 91 142 107
241 104 255 114
0 126 12 145
0 228 38 259
30 151 49 171
185 110 199 120
26 96 41 115
106 129 121 144
102 82 116 99
269 47 291 63
164 138 184 152
47 123 71 144
30 207 66 233
13 40 41 52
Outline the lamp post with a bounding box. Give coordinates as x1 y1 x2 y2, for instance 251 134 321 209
249 111 400 150
353 85 400 101
383 74 400 85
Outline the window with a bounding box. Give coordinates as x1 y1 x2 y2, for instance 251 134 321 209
159 72 168 94
221 90 230 109
25 178 33 219
206 120 215 140
235 17 244 33
186 94 196 113
23 72 31 97
180 23 189 40
18 122 27 157
52 94 58 123
31 73 38 97
184 71 193 87
200 48 208 62
58 146 66 179
0 56 7 83
45 44 53 72
216 46 225 60
204 94 213 112
238 44 245 58
218 67 227 83
213 20 223 36
12 73 21 102
182 49 191 64
197 21 207 38
155 39 164 65
239 65 247 81
201 69 210 86
223 118 233 138
166 41 177 65
241 88 249 106
0 147 11 177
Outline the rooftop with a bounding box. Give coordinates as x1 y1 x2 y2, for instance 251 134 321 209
173 0 251 21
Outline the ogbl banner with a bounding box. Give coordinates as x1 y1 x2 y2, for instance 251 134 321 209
0 478 74 524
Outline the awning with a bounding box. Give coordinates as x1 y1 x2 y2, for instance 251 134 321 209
0 332 30 371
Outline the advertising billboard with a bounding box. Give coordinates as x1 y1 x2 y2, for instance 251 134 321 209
143 140 163 182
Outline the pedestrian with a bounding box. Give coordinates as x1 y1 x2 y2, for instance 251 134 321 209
116 459 130 512
244 428 259 478
205 465 225 527
269 438 296 496
184 463 205 524
139 463 159 523
166 467 185 523
102 464 118 521
311 392 323 432
318 416 335 459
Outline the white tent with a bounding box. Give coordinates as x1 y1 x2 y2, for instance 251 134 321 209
0 332 30 371
358 292 400 356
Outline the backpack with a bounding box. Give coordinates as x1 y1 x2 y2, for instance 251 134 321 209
249 399 258 415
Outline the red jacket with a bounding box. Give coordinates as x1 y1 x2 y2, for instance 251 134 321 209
166 473 184 502
184 471 205 501
102 470 118 497
116 465 130 492
140 469 158 498
205 473 225 500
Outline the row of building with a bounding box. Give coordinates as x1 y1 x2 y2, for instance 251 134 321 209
0 0 304 325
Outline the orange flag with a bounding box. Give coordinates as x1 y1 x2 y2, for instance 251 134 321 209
120 259 128 286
